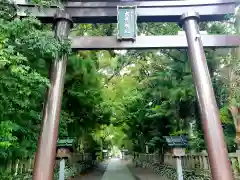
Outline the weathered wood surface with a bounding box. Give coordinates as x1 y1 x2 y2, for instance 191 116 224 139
16 0 236 23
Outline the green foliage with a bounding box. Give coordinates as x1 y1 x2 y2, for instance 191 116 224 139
0 1 72 161
220 106 233 124
0 2 239 179
98 21 238 153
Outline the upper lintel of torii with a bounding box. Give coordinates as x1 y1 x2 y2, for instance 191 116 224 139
14 0 237 23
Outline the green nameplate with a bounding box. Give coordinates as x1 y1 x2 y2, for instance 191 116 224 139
117 6 137 41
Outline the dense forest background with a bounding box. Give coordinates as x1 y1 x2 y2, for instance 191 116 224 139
0 0 240 178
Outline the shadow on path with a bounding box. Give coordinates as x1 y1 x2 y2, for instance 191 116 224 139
72 161 108 180
127 161 168 180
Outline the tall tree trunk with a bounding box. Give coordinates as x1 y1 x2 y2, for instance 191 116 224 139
14 159 19 176
230 106 240 149
232 8 240 150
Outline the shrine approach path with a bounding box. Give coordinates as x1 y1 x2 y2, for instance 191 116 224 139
73 158 168 180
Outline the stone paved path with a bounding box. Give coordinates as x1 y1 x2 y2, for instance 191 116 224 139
101 158 135 180
72 161 107 180
74 158 167 180
127 163 168 180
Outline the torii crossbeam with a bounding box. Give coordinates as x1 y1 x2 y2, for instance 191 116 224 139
71 35 240 50
17 0 236 23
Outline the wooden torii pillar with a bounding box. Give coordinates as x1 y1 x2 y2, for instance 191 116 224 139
32 10 73 180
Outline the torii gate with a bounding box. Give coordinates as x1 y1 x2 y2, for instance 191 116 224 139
15 0 240 180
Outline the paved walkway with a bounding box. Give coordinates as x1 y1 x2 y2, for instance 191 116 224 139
74 158 167 180
127 164 167 180
101 158 135 180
